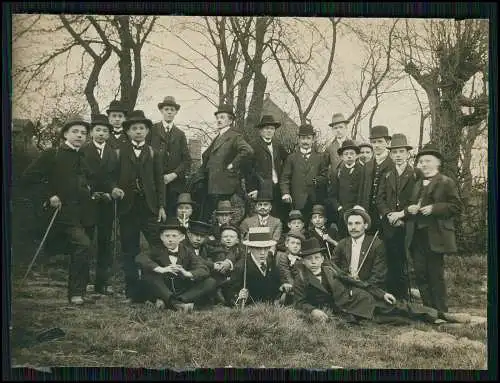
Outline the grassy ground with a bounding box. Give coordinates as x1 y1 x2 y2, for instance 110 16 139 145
10 254 487 369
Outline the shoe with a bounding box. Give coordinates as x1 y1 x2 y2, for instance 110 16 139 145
155 299 166 309
70 296 84 305
215 290 226 305
173 302 194 313
433 318 447 325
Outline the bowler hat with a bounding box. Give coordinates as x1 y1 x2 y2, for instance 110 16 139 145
215 200 234 214
256 181 274 202
337 139 360 156
287 230 306 242
288 210 304 222
298 124 316 137
358 142 373 150
369 125 391 140
220 224 240 238
60 116 90 136
122 110 153 131
214 104 235 118
242 227 277 248
106 100 128 115
300 237 326 257
416 142 443 161
90 114 113 129
256 115 281 129
158 96 181 111
388 133 413 150
311 204 326 216
158 217 187 235
329 113 348 127
188 221 212 235
343 205 371 230
176 193 196 206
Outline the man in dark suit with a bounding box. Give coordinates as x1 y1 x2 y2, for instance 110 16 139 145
136 218 216 312
280 124 329 222
81 114 120 296
376 133 418 301
106 100 130 150
405 143 462 313
147 96 192 217
324 113 349 179
196 104 253 222
110 110 167 303
358 125 395 235
245 115 289 222
333 206 387 290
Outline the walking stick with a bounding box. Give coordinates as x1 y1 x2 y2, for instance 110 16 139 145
112 199 119 284
352 230 379 280
235 245 250 309
21 205 61 285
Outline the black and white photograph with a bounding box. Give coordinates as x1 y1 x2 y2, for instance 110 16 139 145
8 10 491 371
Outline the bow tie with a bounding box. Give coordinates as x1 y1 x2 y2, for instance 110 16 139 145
113 130 122 135
168 250 178 256
132 144 144 151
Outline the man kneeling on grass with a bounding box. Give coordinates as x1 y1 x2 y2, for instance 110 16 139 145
135 218 217 312
293 237 463 325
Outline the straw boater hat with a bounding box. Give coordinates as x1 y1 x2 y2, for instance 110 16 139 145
90 114 113 130
343 205 371 230
242 227 277 248
187 221 212 235
416 142 443 162
337 139 360 156
369 125 391 140
215 200 234 215
299 237 326 257
298 124 316 136
157 96 181 111
122 110 153 131
106 100 128 115
158 217 187 235
60 116 90 136
288 210 304 222
328 113 348 127
176 193 196 206
214 104 235 118
256 115 281 129
388 133 413 151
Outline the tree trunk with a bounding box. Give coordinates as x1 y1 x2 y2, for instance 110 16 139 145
235 61 253 131
245 72 267 142
116 16 134 111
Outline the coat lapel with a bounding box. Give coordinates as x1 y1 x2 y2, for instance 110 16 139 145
345 237 353 268
388 170 396 191
306 269 329 294
211 129 235 154
398 165 412 192
258 138 272 159
357 236 372 273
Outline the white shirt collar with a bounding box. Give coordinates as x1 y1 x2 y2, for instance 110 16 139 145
218 126 231 137
300 148 312 155
93 141 105 150
352 234 365 246
64 141 79 151
250 254 267 274
132 140 145 148
262 138 272 145
395 163 408 176
162 120 173 131
287 253 300 265
113 127 123 133
374 151 389 164
344 162 356 169
167 246 179 254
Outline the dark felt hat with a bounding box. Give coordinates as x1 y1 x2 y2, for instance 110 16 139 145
122 110 153 131
214 104 235 118
298 124 316 136
416 142 443 161
343 205 371 230
90 114 113 129
300 237 326 257
60 116 90 136
242 227 276 248
388 133 413 150
256 115 281 129
188 221 212 235
311 204 326 216
106 100 128 115
158 217 187 234
215 200 234 214
158 96 181 111
337 139 360 155
358 141 373 150
288 210 304 222
220 224 241 238
329 113 348 127
287 230 306 242
369 125 391 140
176 193 196 206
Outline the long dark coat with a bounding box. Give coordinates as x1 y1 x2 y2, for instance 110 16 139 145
330 162 364 212
107 131 130 150
357 156 395 211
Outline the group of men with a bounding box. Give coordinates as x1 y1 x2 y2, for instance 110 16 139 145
21 96 464 325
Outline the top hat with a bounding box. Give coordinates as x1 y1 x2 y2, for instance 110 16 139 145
311 204 326 216
288 210 304 222
214 104 235 118
287 230 306 242
158 217 187 234
220 224 241 238
242 227 277 248
215 200 234 214
300 237 326 257
416 142 443 161
369 125 391 140
329 113 348 127
358 141 373 150
90 114 113 129
158 96 181 111
187 221 212 235
388 133 413 151
298 124 316 136
256 181 274 202
343 205 371 230
123 110 153 131
176 193 196 206
256 115 281 129
337 139 360 155
106 100 128 115
60 116 90 136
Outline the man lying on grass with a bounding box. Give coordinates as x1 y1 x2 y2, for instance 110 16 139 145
293 237 464 325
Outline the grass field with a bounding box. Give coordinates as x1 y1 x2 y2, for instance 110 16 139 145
9 254 488 369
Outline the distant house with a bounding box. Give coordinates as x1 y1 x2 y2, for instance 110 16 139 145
261 94 300 153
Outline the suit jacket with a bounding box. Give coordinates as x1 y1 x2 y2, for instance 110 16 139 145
107 131 130 150
330 162 363 212
358 155 395 211
333 235 387 289
280 151 329 210
376 164 418 238
200 127 253 195
147 123 191 193
277 252 302 285
246 137 289 192
325 139 343 180
239 215 282 242
405 173 461 253
115 142 165 215
81 142 119 194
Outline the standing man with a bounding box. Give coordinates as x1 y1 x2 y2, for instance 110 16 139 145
106 100 130 150
405 143 461 313
358 125 395 235
325 113 349 177
245 115 289 222
376 134 418 300
196 104 253 222
147 96 192 217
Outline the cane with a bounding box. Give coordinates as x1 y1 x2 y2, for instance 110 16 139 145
235 245 249 309
352 230 379 279
111 199 119 284
21 205 61 285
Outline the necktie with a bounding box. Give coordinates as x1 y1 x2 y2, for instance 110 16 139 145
133 144 144 151
113 130 122 136
260 262 267 274
96 147 102 158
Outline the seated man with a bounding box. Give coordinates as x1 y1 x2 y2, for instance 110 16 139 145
208 200 234 242
294 237 462 325
277 230 306 305
333 205 387 290
307 204 339 261
135 218 217 312
227 227 281 306
276 209 306 253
